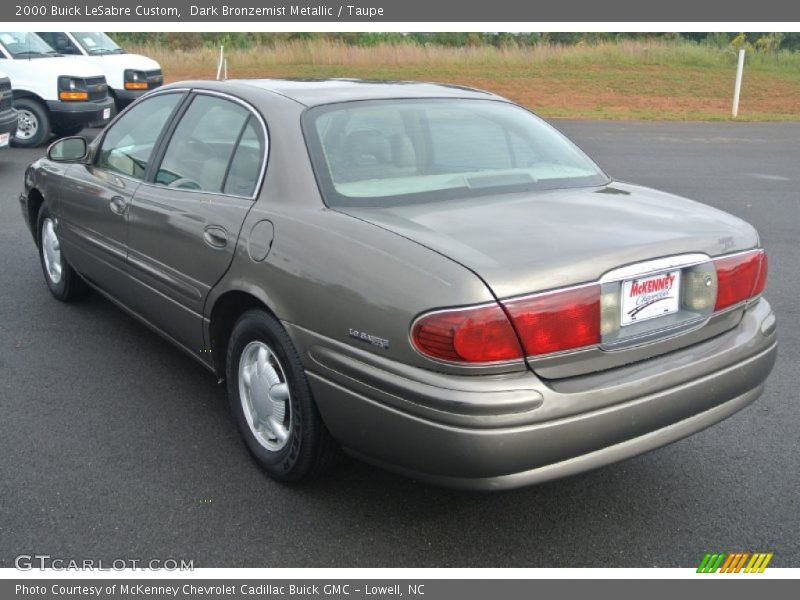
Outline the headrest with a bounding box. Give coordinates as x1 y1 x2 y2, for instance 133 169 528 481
343 130 391 166
391 134 416 168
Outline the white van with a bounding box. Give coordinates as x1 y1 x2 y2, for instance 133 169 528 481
0 72 18 150
0 32 114 147
37 32 163 112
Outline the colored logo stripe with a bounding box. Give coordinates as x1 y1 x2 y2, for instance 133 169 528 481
745 553 773 573
697 552 773 573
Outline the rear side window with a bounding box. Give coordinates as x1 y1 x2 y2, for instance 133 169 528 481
155 95 263 196
96 92 182 180
223 117 265 197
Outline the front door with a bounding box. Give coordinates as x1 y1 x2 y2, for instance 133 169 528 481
125 92 267 354
56 91 186 300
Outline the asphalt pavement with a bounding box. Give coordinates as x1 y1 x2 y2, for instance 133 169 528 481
0 120 797 568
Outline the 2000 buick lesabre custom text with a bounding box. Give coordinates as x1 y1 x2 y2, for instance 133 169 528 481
19 80 777 489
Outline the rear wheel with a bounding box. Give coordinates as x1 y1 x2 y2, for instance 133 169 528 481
226 309 338 482
37 204 89 302
12 98 51 147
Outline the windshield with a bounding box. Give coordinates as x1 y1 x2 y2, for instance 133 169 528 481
303 99 609 207
0 32 58 59
70 32 124 55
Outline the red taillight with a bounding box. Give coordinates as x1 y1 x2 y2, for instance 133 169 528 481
503 285 601 356
713 249 767 311
412 285 602 364
411 304 523 363
753 251 768 297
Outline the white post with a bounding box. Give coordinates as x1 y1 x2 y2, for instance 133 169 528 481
732 48 746 118
216 45 224 81
223 58 228 81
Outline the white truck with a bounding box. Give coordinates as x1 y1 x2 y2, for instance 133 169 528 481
0 32 114 147
0 72 18 150
36 32 163 113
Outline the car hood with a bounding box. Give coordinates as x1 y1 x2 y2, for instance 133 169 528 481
80 52 160 71
8 55 107 79
340 182 760 299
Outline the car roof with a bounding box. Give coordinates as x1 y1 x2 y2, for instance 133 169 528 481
167 78 505 107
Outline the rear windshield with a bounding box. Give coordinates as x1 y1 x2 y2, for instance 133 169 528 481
303 99 609 207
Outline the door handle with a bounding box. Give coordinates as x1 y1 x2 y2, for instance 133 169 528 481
109 195 127 216
203 226 228 249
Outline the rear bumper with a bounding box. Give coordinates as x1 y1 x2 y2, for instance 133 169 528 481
292 298 777 490
46 96 115 129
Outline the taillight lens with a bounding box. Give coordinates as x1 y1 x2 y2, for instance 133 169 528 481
503 285 601 356
412 285 602 364
713 249 767 311
753 251 768 297
411 304 523 363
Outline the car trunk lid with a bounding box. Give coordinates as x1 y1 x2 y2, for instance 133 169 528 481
339 182 760 377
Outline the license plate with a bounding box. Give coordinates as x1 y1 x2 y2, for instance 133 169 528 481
0 132 8 148
102 108 111 120
621 270 681 326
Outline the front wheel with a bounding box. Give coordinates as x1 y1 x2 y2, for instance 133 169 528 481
226 310 338 482
12 98 51 147
37 204 89 302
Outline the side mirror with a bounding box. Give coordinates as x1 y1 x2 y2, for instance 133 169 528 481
47 136 88 162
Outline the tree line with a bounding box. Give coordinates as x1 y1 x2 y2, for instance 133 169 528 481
108 32 800 52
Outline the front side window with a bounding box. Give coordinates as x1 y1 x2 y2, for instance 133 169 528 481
95 93 183 180
304 99 609 206
155 95 259 195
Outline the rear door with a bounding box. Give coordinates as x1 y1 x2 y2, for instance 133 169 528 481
125 91 267 354
55 90 185 300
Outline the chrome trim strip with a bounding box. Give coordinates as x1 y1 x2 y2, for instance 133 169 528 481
600 253 710 283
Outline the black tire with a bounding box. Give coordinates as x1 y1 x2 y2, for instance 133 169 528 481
11 98 51 148
36 204 89 302
52 124 85 137
226 309 338 482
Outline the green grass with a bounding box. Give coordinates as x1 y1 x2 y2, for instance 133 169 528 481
130 39 800 121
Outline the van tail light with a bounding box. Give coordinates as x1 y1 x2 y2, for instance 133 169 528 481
713 249 767 311
503 285 601 356
411 304 523 363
